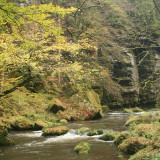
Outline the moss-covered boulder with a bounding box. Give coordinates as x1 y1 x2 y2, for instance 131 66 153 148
42 126 69 136
114 132 130 146
87 129 103 136
11 119 34 131
74 142 90 154
124 107 143 113
59 119 68 125
129 146 160 160
125 115 140 126
99 131 119 141
133 123 159 138
125 112 160 126
139 112 153 123
34 121 47 130
77 127 90 135
0 134 15 146
49 98 66 114
119 137 151 155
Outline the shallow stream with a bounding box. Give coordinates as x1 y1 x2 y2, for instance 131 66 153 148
0 111 143 160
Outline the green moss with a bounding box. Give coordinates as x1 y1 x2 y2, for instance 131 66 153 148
0 127 8 136
114 132 130 146
129 146 160 160
0 134 15 146
119 137 151 155
87 129 103 136
87 90 101 108
59 119 68 125
11 118 34 131
133 124 160 139
42 126 69 136
77 127 90 135
74 142 90 154
124 107 143 113
99 131 119 141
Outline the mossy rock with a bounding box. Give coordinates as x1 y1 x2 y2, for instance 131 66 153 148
74 142 90 154
114 132 130 146
124 107 143 113
49 98 65 114
129 146 160 160
99 131 119 141
87 129 103 136
92 109 103 119
133 123 159 138
133 107 143 112
124 108 134 113
77 127 90 135
34 121 48 130
0 127 8 136
125 115 140 126
0 134 15 146
119 137 151 155
42 126 69 136
59 119 68 125
139 112 153 123
11 119 34 131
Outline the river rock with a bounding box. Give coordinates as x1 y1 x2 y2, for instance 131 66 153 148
99 131 119 141
87 129 103 136
74 142 90 154
77 127 90 135
114 132 130 146
42 126 69 136
11 119 34 131
0 134 15 146
118 137 151 155
34 121 47 130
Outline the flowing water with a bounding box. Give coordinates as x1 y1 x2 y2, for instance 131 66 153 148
0 111 137 160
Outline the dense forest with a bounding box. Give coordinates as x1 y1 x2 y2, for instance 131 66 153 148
0 0 160 160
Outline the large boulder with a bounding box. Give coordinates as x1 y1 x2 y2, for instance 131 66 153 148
99 131 119 141
34 121 48 130
77 127 90 135
11 119 34 131
119 137 151 155
49 98 65 114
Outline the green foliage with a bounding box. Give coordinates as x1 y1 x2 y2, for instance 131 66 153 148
0 1 76 95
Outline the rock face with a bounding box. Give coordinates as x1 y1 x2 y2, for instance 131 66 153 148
112 47 160 107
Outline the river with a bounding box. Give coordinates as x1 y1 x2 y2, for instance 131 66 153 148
0 111 134 160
